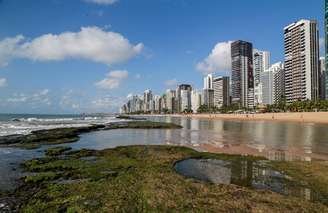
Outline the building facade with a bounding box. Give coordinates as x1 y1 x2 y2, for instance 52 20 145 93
153 95 161 113
272 62 285 104
284 19 320 103
203 74 213 89
320 57 327 100
213 76 230 108
165 89 176 113
202 89 215 108
260 70 274 105
253 50 270 105
231 40 254 108
177 84 192 112
191 90 202 113
143 89 153 112
253 50 271 86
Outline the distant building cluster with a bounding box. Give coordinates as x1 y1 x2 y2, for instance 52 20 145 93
121 11 328 114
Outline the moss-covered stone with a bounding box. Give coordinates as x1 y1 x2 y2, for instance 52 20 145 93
9 146 328 212
45 146 72 156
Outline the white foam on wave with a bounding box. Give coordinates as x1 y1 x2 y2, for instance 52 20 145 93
0 116 119 137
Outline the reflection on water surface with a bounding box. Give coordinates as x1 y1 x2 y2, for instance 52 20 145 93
175 158 327 205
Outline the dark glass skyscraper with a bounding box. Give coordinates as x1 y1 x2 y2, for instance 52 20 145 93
231 40 254 108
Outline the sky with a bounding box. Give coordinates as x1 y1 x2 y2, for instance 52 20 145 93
0 0 325 114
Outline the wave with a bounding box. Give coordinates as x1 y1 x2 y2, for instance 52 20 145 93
0 116 120 137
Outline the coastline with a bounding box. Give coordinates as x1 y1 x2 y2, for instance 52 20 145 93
155 112 328 124
0 121 182 149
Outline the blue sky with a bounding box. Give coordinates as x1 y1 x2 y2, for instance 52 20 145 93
0 0 325 114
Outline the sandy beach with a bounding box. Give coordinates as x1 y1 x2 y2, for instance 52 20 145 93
167 112 328 124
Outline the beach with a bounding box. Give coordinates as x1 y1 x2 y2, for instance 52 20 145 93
168 112 328 124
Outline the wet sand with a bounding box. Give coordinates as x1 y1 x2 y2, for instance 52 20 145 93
169 112 328 124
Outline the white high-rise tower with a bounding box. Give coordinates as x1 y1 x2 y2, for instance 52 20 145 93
284 19 320 103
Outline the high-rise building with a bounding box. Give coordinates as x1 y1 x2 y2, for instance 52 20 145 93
284 19 320 103
191 90 202 113
213 76 230 108
161 94 167 112
202 89 215 107
325 0 328 99
253 50 270 105
231 40 254 108
272 62 285 104
253 50 271 86
153 95 161 113
165 89 176 113
260 70 274 105
120 104 127 114
177 84 192 112
260 62 285 105
319 57 326 100
203 74 213 89
143 89 153 112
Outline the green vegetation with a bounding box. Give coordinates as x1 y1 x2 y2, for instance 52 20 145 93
272 160 328 204
266 99 328 112
186 100 328 114
45 146 72 156
6 146 328 212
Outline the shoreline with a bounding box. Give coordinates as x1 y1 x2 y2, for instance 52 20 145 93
0 121 182 149
142 112 328 124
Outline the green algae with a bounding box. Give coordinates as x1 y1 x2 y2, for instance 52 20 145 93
11 146 328 212
45 146 72 156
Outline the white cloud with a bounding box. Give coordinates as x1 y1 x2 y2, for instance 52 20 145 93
165 79 178 87
90 96 126 112
84 0 118 5
196 41 232 74
0 78 7 87
7 89 51 105
107 70 128 78
95 70 129 90
0 26 143 67
7 94 27 103
95 78 120 89
0 35 24 67
59 90 81 110
58 90 126 112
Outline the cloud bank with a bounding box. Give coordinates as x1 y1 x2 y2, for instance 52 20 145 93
196 41 232 74
95 70 129 89
0 26 143 67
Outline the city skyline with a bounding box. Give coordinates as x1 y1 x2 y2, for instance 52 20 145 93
0 0 325 114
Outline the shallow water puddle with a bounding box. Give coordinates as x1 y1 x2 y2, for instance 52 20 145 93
175 159 326 204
